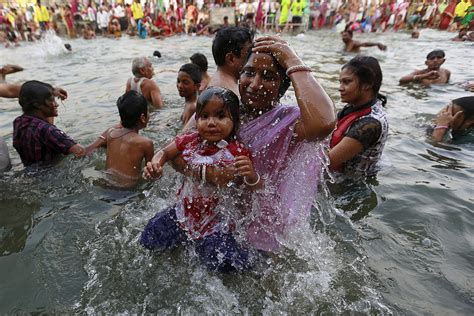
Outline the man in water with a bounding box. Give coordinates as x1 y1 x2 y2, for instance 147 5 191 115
208 27 253 97
341 30 387 53
125 57 163 109
399 50 451 85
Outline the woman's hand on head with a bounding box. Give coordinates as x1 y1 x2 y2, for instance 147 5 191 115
253 36 303 70
436 104 463 128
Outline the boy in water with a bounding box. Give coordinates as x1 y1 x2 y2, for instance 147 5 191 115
177 63 202 125
399 50 451 85
341 30 387 53
13 81 90 166
98 91 154 187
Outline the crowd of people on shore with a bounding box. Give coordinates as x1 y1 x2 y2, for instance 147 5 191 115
1 22 473 271
1 0 474 46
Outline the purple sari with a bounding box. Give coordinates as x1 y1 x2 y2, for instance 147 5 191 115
238 104 326 251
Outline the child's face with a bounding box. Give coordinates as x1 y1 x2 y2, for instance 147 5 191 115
196 97 234 143
177 71 199 98
41 95 59 117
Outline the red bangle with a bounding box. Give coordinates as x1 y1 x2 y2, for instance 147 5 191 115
286 65 312 76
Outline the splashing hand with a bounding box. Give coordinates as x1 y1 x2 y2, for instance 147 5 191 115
53 87 68 100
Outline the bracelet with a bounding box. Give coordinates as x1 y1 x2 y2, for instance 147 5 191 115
99 135 106 140
434 125 449 130
286 64 312 76
244 173 260 186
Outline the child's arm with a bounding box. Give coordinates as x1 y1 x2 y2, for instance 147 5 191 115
143 141 180 180
234 155 263 190
84 128 110 154
143 138 155 163
68 144 87 157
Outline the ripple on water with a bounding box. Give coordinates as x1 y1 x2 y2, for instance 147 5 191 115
0 30 473 313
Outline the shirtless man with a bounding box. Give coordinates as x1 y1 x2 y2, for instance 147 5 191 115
208 26 253 97
399 50 451 85
126 57 163 109
341 30 387 53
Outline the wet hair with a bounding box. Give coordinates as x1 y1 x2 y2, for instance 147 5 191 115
19 80 54 113
212 26 253 67
179 63 202 84
131 57 148 76
190 53 208 72
342 56 386 106
116 91 148 128
195 87 240 138
426 49 445 59
342 29 353 37
64 43 72 51
453 96 474 119
153 50 162 58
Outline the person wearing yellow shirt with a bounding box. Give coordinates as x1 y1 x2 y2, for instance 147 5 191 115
454 0 471 23
278 0 291 31
34 0 50 31
131 0 144 23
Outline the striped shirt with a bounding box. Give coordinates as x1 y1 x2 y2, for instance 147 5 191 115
13 114 76 166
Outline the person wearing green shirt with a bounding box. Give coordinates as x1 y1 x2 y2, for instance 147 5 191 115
290 0 305 32
279 0 291 30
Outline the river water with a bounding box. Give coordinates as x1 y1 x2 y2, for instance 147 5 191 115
0 30 473 314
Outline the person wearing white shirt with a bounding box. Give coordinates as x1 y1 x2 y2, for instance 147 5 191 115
97 7 110 34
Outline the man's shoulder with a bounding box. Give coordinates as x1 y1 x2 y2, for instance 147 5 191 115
440 68 451 75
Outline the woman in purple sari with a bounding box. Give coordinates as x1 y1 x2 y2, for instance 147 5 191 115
143 36 335 267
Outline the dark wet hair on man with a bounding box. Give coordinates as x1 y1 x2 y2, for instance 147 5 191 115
342 56 386 106
453 96 474 119
64 43 72 51
116 91 148 128
19 80 54 113
342 29 353 37
179 63 202 84
196 86 240 138
426 49 445 60
190 53 208 72
212 26 254 67
153 50 161 58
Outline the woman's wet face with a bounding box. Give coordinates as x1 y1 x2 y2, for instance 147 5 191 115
339 68 363 104
239 53 282 111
